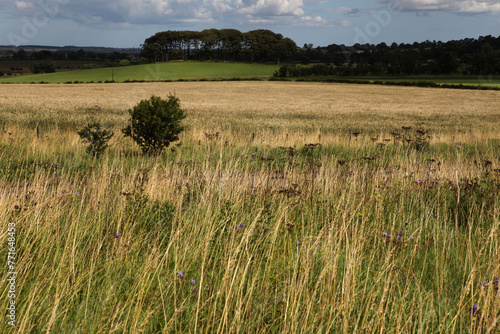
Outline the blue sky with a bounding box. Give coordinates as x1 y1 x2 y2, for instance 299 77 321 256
1 0 499 48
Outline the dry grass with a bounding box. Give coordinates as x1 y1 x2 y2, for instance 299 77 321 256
1 82 500 333
1 82 499 136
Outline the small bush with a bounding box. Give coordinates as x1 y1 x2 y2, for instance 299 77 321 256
77 122 114 157
122 95 185 156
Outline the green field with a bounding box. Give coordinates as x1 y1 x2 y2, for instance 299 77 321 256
0 61 279 83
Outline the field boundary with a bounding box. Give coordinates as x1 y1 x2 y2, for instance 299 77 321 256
2 75 499 91
269 77 500 91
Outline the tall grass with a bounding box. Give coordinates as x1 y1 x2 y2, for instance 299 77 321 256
1 83 500 333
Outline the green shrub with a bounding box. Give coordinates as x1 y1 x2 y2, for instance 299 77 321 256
77 122 114 157
122 95 185 156
30 60 56 74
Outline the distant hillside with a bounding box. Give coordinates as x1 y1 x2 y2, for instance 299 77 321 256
0 45 140 55
0 61 279 83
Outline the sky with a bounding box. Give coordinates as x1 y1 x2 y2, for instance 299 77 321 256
0 0 499 48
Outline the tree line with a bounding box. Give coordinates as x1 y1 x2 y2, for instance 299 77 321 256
2 32 499 76
296 35 500 76
140 29 297 64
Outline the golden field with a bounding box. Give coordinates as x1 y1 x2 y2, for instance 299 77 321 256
1 82 500 332
1 81 499 138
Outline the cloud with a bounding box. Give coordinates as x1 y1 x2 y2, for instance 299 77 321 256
238 0 305 16
329 7 361 17
297 15 352 27
378 0 500 14
0 0 307 27
14 1 34 10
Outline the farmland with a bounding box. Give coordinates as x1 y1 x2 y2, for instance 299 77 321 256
1 81 500 332
0 62 279 84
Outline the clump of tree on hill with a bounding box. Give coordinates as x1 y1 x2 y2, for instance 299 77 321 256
140 29 297 64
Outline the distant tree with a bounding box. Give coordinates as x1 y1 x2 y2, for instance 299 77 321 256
30 60 56 74
13 49 27 60
276 38 297 65
77 49 86 59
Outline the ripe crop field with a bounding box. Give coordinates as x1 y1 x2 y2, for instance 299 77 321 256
1 82 500 333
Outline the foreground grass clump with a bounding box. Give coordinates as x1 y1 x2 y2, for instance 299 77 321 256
1 120 500 333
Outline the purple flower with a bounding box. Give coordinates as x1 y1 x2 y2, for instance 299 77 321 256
410 236 415 241
177 272 184 279
397 233 402 239
98 200 101 204
297 241 301 246
193 287 199 292
403 276 407 282
382 232 387 237
114 233 120 238
239 223 244 229
235 226 238 230
262 225 265 229
405 221 409 226
317 244 321 248
472 303 478 317
190 279 196 286
480 281 488 288
387 234 392 239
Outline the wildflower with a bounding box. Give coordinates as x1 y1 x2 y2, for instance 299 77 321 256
410 236 415 241
397 233 402 239
235 225 238 230
177 272 184 279
480 281 488 288
382 232 387 237
97 200 101 204
405 221 409 226
239 223 244 229
190 279 196 286
403 276 407 282
262 225 265 229
193 287 199 292
472 303 478 317
387 234 392 239
114 233 120 238
317 244 321 248
297 241 301 246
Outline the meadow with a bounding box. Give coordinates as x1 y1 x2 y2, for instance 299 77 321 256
1 81 500 333
0 62 279 84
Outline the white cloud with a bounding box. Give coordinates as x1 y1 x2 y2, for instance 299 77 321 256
14 1 33 10
238 0 305 16
379 0 500 14
297 15 351 27
5 0 307 27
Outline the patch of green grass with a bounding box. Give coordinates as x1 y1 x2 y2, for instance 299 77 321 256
0 61 279 83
